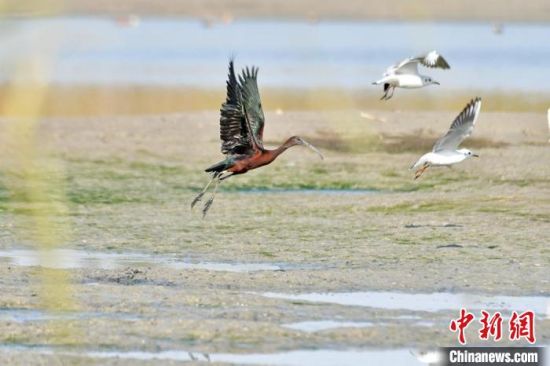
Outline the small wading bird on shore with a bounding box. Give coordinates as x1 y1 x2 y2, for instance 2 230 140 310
191 60 324 216
373 50 450 100
411 97 482 179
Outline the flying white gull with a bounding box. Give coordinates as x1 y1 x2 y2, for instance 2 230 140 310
373 50 450 100
411 97 481 179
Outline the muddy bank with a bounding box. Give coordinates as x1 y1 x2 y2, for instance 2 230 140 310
0 111 548 364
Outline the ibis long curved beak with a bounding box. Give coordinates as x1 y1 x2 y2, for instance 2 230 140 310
300 139 324 160
433 81 440 85
473 153 480 157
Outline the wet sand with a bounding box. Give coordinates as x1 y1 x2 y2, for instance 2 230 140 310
0 110 549 363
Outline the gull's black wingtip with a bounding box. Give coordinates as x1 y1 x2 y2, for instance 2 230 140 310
441 56 451 69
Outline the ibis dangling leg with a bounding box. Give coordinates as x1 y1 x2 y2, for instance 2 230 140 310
191 172 220 209
202 173 222 217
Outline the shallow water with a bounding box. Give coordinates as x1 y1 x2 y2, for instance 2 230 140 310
0 308 139 323
0 309 56 323
263 291 550 314
0 345 435 365
0 249 284 272
0 308 435 332
283 320 375 332
98 349 430 365
283 319 436 332
0 17 549 90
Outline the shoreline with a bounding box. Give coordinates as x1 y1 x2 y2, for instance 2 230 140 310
0 85 548 117
1 0 550 23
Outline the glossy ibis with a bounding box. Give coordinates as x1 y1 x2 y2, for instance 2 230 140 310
191 60 324 216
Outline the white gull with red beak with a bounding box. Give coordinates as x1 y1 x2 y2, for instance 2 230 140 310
373 50 450 100
412 98 482 179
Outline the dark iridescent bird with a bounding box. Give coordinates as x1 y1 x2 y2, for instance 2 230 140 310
191 60 324 216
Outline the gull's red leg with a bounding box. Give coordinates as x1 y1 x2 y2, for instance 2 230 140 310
414 163 429 180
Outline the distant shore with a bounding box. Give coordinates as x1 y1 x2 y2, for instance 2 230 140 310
0 85 547 118
2 0 550 23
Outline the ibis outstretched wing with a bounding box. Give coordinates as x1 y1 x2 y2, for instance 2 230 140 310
219 60 253 155
239 66 265 150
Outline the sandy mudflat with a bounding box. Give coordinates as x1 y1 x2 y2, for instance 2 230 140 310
0 109 548 364
3 0 550 22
